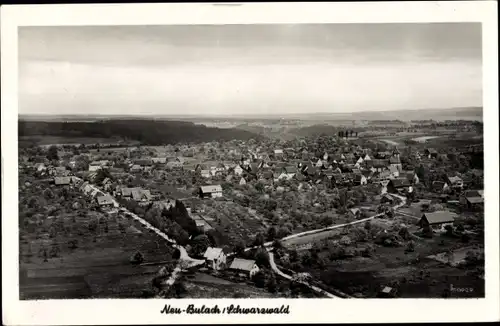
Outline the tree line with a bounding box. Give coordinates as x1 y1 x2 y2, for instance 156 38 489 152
18 120 265 146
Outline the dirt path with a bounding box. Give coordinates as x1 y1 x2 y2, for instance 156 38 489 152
268 252 342 298
228 193 407 299
73 177 204 288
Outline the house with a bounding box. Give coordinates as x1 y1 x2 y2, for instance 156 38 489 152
129 164 143 173
380 193 395 204
200 169 211 178
387 178 411 193
402 171 420 185
239 177 247 185
418 211 456 231
389 156 402 172
151 157 167 164
315 159 323 168
35 163 47 173
348 208 361 219
191 214 213 233
203 247 226 271
166 161 183 170
378 286 398 298
425 148 439 159
273 149 284 158
132 188 152 204
446 176 464 189
370 159 389 172
199 185 223 199
233 165 244 176
51 166 69 176
54 176 72 186
228 258 260 278
459 190 484 208
282 166 297 179
88 162 102 172
353 173 368 186
97 195 115 208
432 181 449 193
120 187 138 199
388 165 400 178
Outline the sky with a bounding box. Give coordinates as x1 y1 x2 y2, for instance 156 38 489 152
18 23 482 116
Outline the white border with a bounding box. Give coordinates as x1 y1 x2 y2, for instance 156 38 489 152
2 2 499 325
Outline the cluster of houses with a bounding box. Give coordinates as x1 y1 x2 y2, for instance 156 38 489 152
202 247 260 278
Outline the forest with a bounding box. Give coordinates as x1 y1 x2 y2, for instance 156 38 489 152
18 120 264 145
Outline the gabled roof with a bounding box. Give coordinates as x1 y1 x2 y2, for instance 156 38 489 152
389 165 399 174
389 178 411 188
97 195 114 206
122 187 139 197
422 211 456 224
283 166 297 174
432 181 447 188
389 156 401 164
464 190 482 198
203 247 224 260
54 176 71 185
132 189 152 201
229 258 256 272
466 197 484 204
200 185 223 193
372 159 389 168
447 176 463 184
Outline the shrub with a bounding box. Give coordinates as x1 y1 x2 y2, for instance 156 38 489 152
130 251 144 265
68 239 78 250
405 241 415 253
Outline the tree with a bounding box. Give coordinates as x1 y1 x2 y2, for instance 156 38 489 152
191 234 211 257
405 241 415 253
253 233 265 247
68 239 78 250
130 251 144 265
277 226 291 239
47 145 59 161
234 240 246 256
266 273 277 293
266 227 277 241
255 248 270 267
252 271 267 288
50 245 60 258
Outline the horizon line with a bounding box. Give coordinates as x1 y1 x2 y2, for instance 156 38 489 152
18 106 482 118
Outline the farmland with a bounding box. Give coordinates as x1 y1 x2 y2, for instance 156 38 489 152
18 179 175 299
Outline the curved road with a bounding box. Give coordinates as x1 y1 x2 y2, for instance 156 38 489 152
233 193 407 298
74 177 204 287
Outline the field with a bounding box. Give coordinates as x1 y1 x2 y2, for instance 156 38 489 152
19 203 175 299
201 200 268 248
182 273 277 298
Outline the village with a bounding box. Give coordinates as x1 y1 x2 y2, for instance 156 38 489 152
18 126 485 299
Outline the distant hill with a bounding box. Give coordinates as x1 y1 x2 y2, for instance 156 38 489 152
18 119 265 146
19 107 483 123
287 124 341 138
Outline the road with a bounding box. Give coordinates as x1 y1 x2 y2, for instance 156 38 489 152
268 252 341 299
76 176 406 297
232 193 407 298
233 193 407 254
73 177 204 287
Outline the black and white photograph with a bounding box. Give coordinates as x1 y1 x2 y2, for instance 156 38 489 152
2 2 499 325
